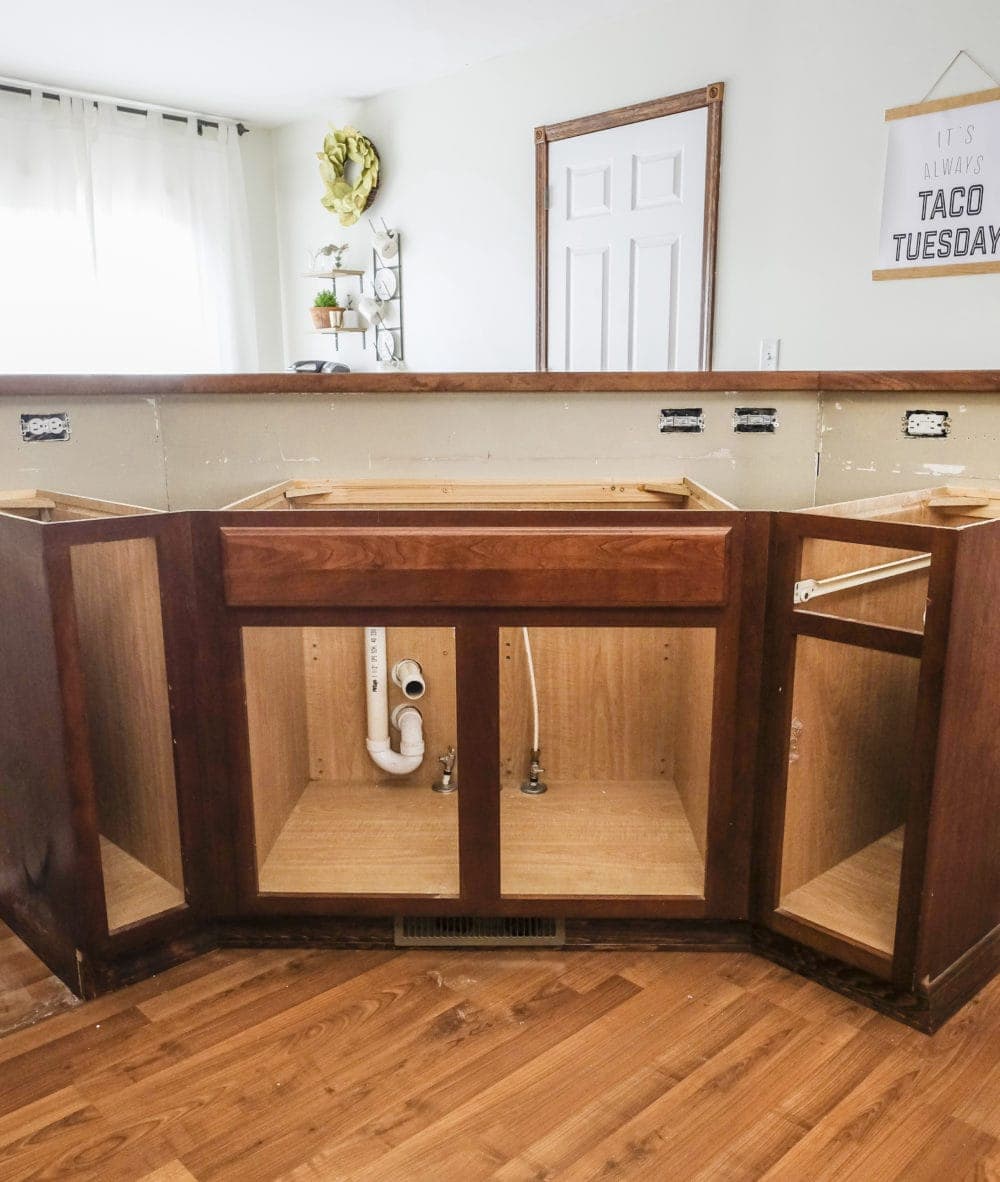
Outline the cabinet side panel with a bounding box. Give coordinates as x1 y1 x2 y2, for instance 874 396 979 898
70 538 183 888
673 628 715 856
0 519 81 983
242 626 310 867
919 524 1000 982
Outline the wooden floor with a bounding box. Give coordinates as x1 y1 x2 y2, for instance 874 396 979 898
501 779 705 897
779 827 904 956
1 924 999 1180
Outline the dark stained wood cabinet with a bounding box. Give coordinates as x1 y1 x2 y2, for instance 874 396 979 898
0 490 207 996
754 486 1000 1028
0 478 995 1030
197 480 765 926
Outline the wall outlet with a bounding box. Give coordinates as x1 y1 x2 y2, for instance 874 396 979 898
659 408 705 433
20 413 70 442
904 410 950 438
759 338 780 371
734 407 778 433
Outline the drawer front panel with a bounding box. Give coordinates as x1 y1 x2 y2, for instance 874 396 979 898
221 525 731 608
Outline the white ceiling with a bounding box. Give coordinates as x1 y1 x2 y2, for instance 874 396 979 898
0 0 652 126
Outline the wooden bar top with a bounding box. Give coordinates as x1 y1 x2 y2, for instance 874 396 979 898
0 371 999 396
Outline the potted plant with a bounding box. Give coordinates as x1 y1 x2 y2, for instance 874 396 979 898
310 289 342 329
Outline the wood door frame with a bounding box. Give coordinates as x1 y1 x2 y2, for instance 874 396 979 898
535 83 724 372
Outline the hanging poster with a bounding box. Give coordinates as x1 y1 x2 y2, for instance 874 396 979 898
874 87 1000 280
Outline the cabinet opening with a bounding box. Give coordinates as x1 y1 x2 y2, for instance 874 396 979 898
223 477 736 513
805 485 1000 530
70 538 185 932
795 538 930 632
499 626 714 898
0 488 158 523
778 636 919 958
242 626 460 897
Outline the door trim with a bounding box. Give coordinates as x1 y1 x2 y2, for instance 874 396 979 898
535 83 724 373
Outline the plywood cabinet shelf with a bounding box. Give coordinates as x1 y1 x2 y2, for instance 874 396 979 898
500 780 705 898
258 780 460 897
778 827 903 957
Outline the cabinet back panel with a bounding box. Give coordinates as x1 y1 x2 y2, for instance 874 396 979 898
302 626 458 787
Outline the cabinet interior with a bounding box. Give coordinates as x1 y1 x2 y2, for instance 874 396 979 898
806 485 1000 529
223 476 735 512
69 535 185 932
796 538 931 631
243 626 460 897
0 489 157 522
778 636 920 958
499 626 715 898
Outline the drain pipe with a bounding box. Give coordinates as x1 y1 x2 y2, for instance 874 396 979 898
365 626 425 775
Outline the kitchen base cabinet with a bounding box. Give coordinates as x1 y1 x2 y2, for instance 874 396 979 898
2 477 995 1030
755 485 1000 1029
202 478 762 925
0 490 203 997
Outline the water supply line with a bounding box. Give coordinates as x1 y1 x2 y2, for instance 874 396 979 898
520 626 547 794
364 626 425 775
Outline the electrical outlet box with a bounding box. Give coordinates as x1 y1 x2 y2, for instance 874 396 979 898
734 407 778 433
659 408 705 433
759 339 780 371
20 413 70 442
904 410 950 438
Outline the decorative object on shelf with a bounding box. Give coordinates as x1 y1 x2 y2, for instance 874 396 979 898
318 126 380 226
310 288 341 329
341 294 359 329
319 242 349 270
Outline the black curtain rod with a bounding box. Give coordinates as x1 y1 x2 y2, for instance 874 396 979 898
0 83 249 135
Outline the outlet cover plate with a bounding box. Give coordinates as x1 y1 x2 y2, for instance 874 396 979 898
734 407 778 433
20 413 70 442
659 408 705 433
904 410 950 438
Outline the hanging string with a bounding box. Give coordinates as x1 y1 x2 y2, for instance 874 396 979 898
920 49 1000 102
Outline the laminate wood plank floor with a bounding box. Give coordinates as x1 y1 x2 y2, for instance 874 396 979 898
1 923 998 1180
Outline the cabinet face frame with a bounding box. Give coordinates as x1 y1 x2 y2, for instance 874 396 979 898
755 511 960 988
202 508 763 922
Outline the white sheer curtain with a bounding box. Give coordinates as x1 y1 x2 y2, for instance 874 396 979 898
0 87 258 372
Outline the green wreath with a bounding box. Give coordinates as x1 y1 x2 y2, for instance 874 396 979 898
317 126 380 227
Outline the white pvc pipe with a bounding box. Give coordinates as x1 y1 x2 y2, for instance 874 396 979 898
364 626 425 775
392 657 425 699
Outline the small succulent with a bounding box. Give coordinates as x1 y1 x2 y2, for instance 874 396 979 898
313 289 340 308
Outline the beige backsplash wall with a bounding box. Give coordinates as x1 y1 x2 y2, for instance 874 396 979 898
1 389 997 510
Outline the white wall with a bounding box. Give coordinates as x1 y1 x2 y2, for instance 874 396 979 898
272 101 374 371
270 0 1000 372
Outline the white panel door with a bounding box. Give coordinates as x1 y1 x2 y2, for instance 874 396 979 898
547 108 709 371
